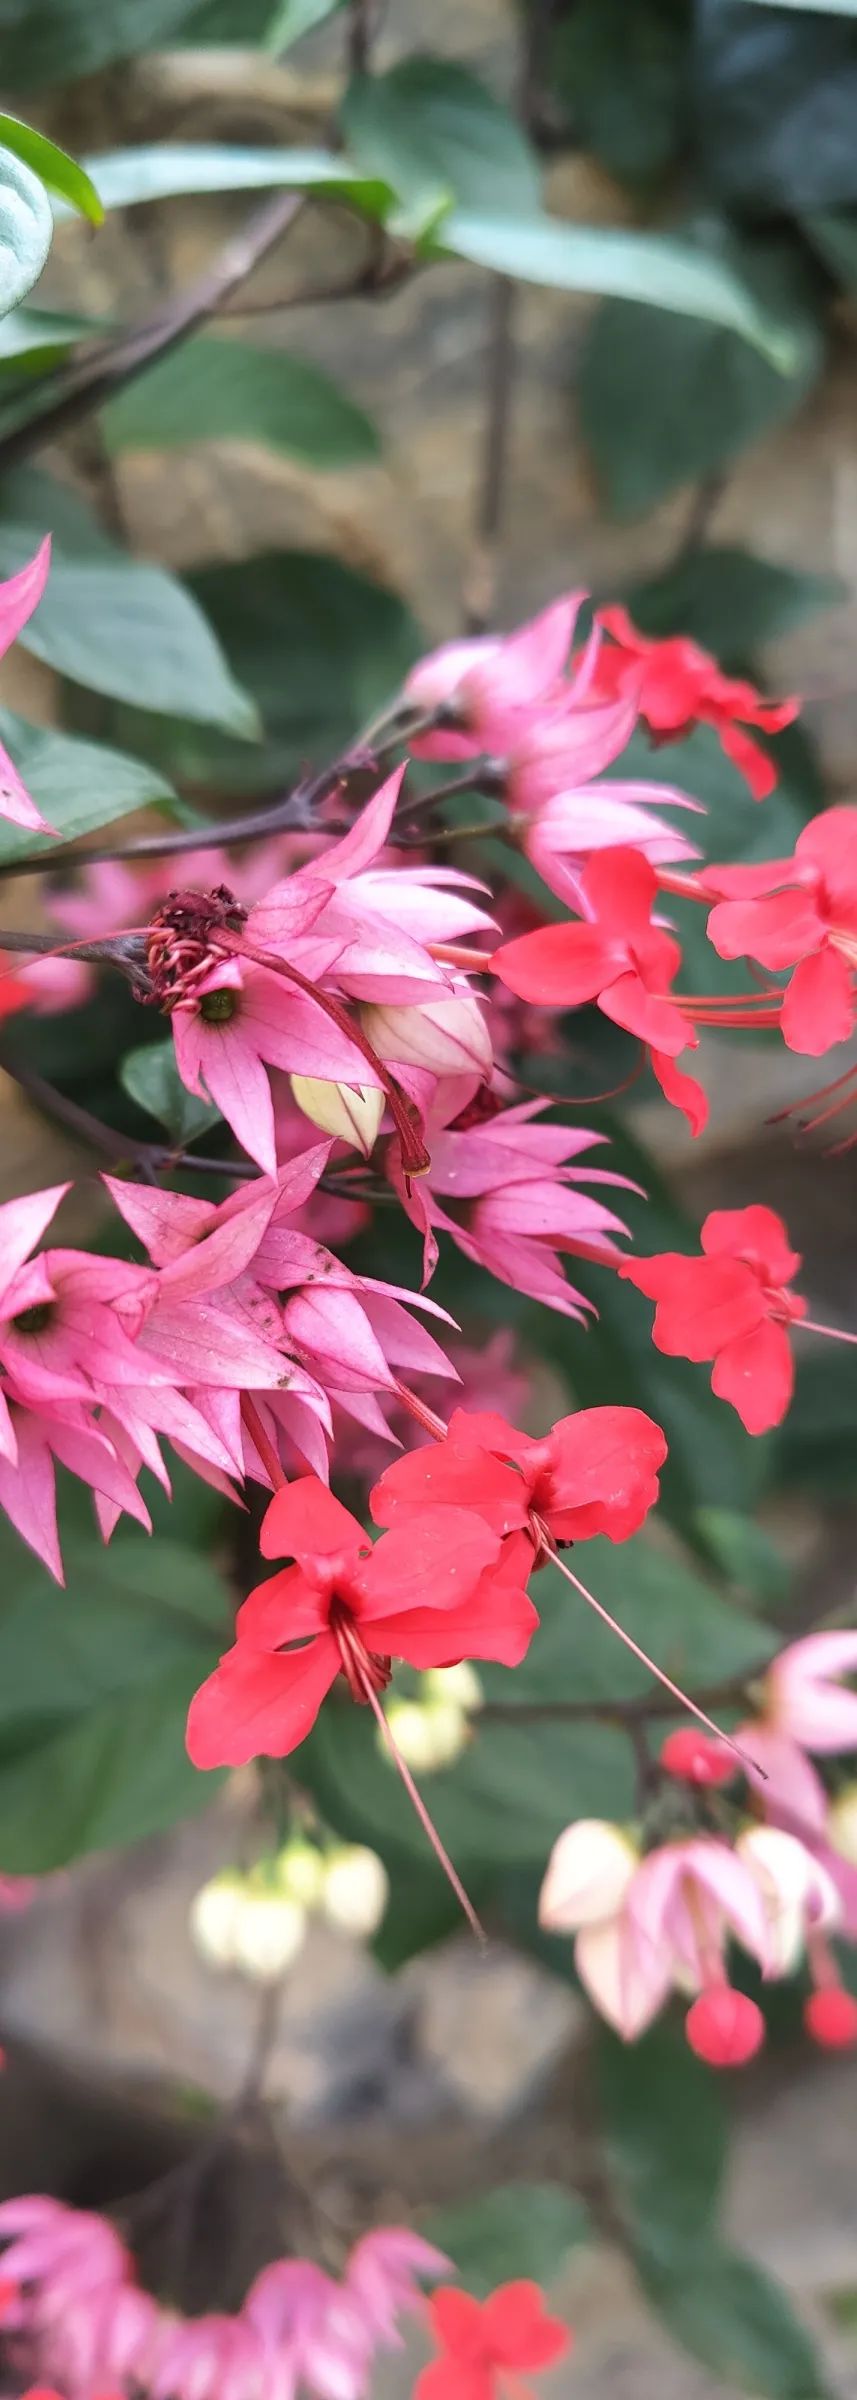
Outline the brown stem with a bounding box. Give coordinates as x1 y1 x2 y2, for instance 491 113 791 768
464 275 516 634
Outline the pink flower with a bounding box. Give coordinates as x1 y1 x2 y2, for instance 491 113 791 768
593 606 798 800
403 596 582 759
243 2228 448 2400
342 2230 451 2346
764 1631 857 1754
0 544 57 832
0 1389 152 1582
150 2313 264 2400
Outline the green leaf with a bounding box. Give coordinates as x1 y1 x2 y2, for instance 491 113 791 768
102 335 379 467
642 2244 834 2398
0 0 204 91
120 1039 220 1146
424 2184 589 2297
803 206 857 288
0 144 53 319
740 0 857 12
0 709 182 865
0 470 257 732
54 145 392 221
621 546 842 663
478 1539 775 1713
0 304 92 373
103 549 421 798
0 1531 230 1871
341 57 542 219
694 1509 791 1603
549 0 689 188
262 0 346 50
599 2020 728 2261
579 235 823 516
0 115 103 223
696 0 857 214
439 213 808 368
773 1349 857 1497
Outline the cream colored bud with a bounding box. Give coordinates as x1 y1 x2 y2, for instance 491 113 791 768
290 1075 384 1158
275 1838 327 1908
321 1845 389 1938
190 1871 244 1969
381 1695 470 1773
361 993 493 1078
827 1784 857 1866
424 1663 483 1715
230 1890 307 1982
539 1819 639 1933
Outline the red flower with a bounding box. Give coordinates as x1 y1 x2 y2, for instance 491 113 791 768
371 1404 667 1549
621 1204 806 1434
593 606 798 800
706 806 857 1056
414 2280 571 2400
187 1478 538 1767
492 850 706 1132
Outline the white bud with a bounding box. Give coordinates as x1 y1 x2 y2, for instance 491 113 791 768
828 1785 857 1866
539 1819 639 1933
230 1890 307 1983
361 993 493 1078
290 1075 384 1158
424 1663 483 1716
321 1845 389 1938
190 1872 244 1970
275 1838 327 1908
381 1695 470 1773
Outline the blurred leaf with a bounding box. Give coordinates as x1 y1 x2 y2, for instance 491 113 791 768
695 0 857 211
579 234 823 516
0 470 257 732
479 1541 774 1712
103 336 379 467
549 0 690 187
0 304 92 372
0 115 103 222
803 205 857 286
180 0 342 39
622 546 842 662
262 0 345 44
739 0 857 14
0 709 181 864
694 1509 791 1602
0 0 203 89
120 1038 220 1146
54 145 391 221
0 144 53 318
341 57 542 218
424 2185 590 2297
106 549 421 797
600 2021 727 2259
0 1532 229 1871
773 1347 857 1496
642 2244 834 2397
439 213 807 368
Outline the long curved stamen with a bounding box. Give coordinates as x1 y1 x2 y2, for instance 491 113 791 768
357 1665 485 1942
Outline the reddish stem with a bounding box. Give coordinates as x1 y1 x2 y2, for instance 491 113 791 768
240 1395 287 1490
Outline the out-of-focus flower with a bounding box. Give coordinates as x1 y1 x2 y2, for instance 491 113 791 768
319 1846 389 1939
414 2280 571 2400
190 1869 307 1982
403 595 582 757
593 605 798 799
763 1630 857 1754
706 806 857 1056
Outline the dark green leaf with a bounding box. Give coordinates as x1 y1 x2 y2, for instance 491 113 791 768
261 0 344 44
0 471 257 732
739 0 857 16
600 2020 728 2259
0 115 103 222
803 205 857 288
579 234 823 516
642 2243 834 2397
773 1348 857 1496
180 0 342 39
120 1039 220 1146
479 1540 774 1712
695 0 857 211
103 335 379 467
0 709 182 864
341 58 542 219
622 546 842 662
54 145 391 221
439 213 808 367
0 0 203 90
549 0 689 188
0 1532 230 1870
0 144 53 318
694 1509 791 1602
424 2184 589 2297
0 304 92 373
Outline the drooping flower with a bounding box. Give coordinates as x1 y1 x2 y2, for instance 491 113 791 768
621 1204 807 1434
403 594 582 758
706 806 857 1056
763 1630 857 1755
414 2281 571 2400
0 542 57 832
371 1403 667 1549
593 605 798 799
186 1477 537 1769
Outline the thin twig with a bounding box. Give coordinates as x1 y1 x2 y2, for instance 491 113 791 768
673 470 728 569
464 275 516 634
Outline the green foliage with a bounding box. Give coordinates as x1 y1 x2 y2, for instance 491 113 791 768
621 546 842 662
0 710 182 864
424 2184 590 2295
579 234 823 516
550 0 690 187
0 1530 229 1871
341 57 542 219
120 1038 220 1146
599 2022 728 2258
694 1508 792 1603
0 304 93 374
54 145 392 221
0 144 53 319
0 469 257 731
695 0 857 211
478 1540 775 1712
0 0 204 90
0 115 103 222
103 335 379 467
261 0 345 45
641 2247 834 2398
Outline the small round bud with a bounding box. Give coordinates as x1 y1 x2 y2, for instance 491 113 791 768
804 1987 857 2049
660 1729 736 1787
362 994 493 1078
230 1891 307 1983
827 1785 857 1867
190 1872 244 1970
424 1663 483 1715
289 1076 384 1158
685 1987 765 2068
321 1845 389 1938
539 1819 639 1933
382 1696 470 1773
275 1838 327 1908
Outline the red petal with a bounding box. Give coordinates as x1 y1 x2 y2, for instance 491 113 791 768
260 1476 363 1563
186 1634 339 1766
623 1254 764 1361
482 2282 571 2372
781 947 854 1056
701 1204 801 1287
706 890 822 969
236 1562 326 1646
493 922 614 1006
431 2290 488 2361
369 1575 539 1669
711 1319 794 1434
546 1405 666 1542
650 1046 708 1133
360 1510 502 1620
599 969 686 1055
413 2363 490 2400
718 719 778 799
370 1439 527 1537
